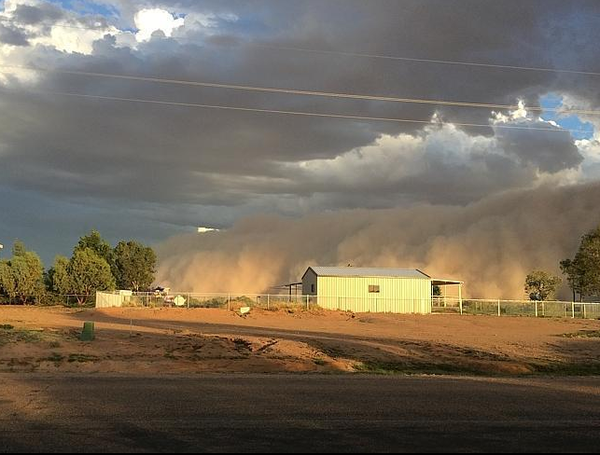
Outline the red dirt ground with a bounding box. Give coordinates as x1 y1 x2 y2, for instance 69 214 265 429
1 306 599 375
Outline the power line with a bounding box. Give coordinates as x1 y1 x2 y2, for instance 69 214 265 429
251 44 600 78
0 87 589 135
1 17 600 77
2 64 600 117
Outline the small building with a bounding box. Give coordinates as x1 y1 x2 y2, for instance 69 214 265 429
302 266 462 314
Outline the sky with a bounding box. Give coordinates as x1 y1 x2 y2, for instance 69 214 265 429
1 0 600 295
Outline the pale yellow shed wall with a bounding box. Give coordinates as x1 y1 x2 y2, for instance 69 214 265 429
314 275 432 314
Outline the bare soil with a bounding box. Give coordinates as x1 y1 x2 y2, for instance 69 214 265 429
1 306 599 375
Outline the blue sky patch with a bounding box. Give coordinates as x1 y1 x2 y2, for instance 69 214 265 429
47 0 119 19
540 93 594 140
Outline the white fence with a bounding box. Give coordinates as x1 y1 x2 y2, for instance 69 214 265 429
96 291 133 308
95 291 600 319
432 296 600 319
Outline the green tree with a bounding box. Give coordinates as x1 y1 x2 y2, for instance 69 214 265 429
0 242 44 304
12 240 26 257
525 270 561 301
560 258 584 302
561 226 600 301
75 230 114 270
12 252 45 303
68 248 116 305
47 256 72 295
0 260 16 302
113 241 157 291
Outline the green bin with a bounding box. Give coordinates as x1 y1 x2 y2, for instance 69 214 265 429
80 322 95 341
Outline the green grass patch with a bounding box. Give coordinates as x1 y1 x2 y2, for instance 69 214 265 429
0 328 45 345
313 358 327 366
353 360 486 376
533 362 600 376
0 324 14 330
561 330 600 339
355 359 600 377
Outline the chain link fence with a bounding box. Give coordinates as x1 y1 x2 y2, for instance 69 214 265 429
97 291 318 311
2 291 599 319
90 291 600 319
432 296 600 319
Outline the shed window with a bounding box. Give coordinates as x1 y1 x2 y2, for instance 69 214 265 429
368 285 380 293
311 284 315 293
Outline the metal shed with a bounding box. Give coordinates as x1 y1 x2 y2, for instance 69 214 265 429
302 266 460 314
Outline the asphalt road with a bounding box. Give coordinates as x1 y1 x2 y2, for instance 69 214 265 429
1 374 600 453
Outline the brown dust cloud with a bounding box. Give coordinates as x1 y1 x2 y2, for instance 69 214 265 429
156 182 600 299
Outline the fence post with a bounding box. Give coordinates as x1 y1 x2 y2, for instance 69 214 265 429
572 302 575 319
497 299 501 317
187 293 190 309
306 294 309 310
267 294 270 310
227 294 231 311
535 301 538 318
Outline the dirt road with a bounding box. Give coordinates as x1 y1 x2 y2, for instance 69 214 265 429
2 374 600 452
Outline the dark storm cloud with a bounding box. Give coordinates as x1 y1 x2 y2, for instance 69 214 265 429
497 123 583 173
0 22 28 45
12 2 64 25
1 0 599 259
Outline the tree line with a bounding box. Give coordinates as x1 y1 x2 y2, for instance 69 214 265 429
0 231 156 305
525 225 600 302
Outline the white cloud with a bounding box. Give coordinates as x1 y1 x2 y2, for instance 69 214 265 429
0 0 121 59
3 0 35 13
576 138 600 160
183 12 218 29
40 26 116 54
294 132 427 186
492 100 529 124
134 8 184 42
183 11 238 31
272 117 581 207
